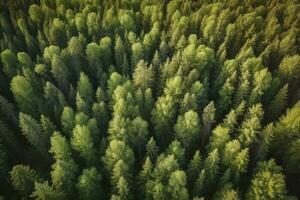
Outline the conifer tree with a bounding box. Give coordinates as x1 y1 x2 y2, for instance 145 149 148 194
138 157 153 199
1 49 18 78
187 150 202 185
146 137 159 162
1 1 300 199
77 72 94 105
19 113 49 156
114 35 129 75
168 170 189 200
76 167 102 200
61 106 75 136
71 125 96 165
133 60 154 90
246 160 287 200
102 140 135 173
201 102 216 147
10 165 42 196
31 181 66 200
152 95 176 147
239 104 264 147
11 76 41 115
174 110 200 152
266 84 288 121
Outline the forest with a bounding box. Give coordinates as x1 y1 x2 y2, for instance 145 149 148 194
0 0 300 199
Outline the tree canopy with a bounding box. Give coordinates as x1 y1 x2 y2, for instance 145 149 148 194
0 0 300 199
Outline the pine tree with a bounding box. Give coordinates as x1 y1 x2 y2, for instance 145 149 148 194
114 35 129 75
99 36 113 67
17 52 32 68
77 72 94 105
246 160 287 200
152 95 176 147
207 125 230 153
131 42 145 68
1 49 18 78
51 159 78 196
49 18 67 47
31 181 66 200
102 140 135 173
61 106 75 136
222 140 241 167
278 55 300 83
203 149 220 191
249 68 272 106
146 137 159 162
174 110 200 152
29 4 44 25
127 117 148 159
19 113 49 156
201 102 216 147
217 78 235 117
49 131 78 196
285 138 300 174
51 55 69 94
76 167 102 200
10 165 42 196
193 169 206 197
133 60 154 90
138 157 153 199
255 123 274 162
238 104 263 147
86 42 102 80
44 82 66 123
187 150 202 185
40 115 56 139
180 93 197 114
168 170 189 200
76 93 90 114
49 132 72 161
214 184 239 200
71 125 96 165
11 75 41 115
266 84 288 121
232 148 249 183
166 140 185 167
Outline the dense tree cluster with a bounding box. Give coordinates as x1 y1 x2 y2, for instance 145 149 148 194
0 0 300 199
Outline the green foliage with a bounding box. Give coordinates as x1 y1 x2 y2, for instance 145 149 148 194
102 140 135 173
19 113 49 155
133 60 154 90
168 170 189 200
61 106 75 136
49 132 72 161
77 72 94 105
10 165 42 195
187 150 202 185
152 95 176 146
31 181 66 200
201 101 216 146
279 55 300 83
71 125 96 165
238 104 264 147
1 49 18 78
1 0 300 199
76 167 102 200
266 84 288 121
174 110 200 152
51 55 69 93
246 160 287 200
11 76 41 115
